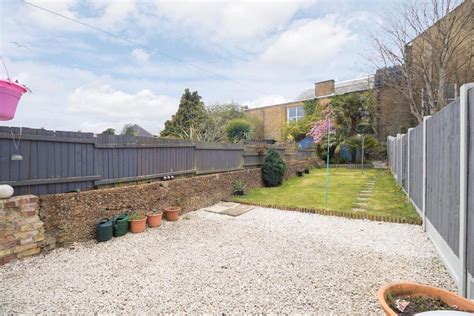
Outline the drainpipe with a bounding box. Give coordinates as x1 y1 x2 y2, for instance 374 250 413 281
459 83 474 297
422 115 431 232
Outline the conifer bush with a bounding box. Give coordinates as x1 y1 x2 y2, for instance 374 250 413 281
262 148 286 187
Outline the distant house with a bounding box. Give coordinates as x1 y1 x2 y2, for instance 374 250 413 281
129 124 153 137
245 76 374 142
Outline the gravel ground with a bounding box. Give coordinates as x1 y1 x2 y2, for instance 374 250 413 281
0 206 455 315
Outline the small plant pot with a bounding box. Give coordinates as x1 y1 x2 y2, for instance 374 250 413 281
129 216 147 233
234 190 245 196
297 171 304 177
378 282 474 315
147 211 163 227
304 169 310 174
165 207 180 221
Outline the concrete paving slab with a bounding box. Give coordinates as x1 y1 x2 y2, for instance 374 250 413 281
204 202 254 217
220 205 254 217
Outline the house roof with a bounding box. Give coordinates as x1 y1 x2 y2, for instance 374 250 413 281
247 75 374 111
131 124 153 137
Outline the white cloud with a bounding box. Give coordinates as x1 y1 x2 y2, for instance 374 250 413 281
245 95 291 109
67 85 177 134
152 0 314 44
131 48 150 64
261 15 355 66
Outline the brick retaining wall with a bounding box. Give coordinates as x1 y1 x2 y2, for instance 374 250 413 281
40 160 319 246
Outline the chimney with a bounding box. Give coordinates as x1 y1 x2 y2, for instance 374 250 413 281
315 80 335 97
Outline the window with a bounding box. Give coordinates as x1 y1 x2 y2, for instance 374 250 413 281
287 106 305 122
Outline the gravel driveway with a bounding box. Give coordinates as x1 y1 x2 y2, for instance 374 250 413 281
0 206 455 314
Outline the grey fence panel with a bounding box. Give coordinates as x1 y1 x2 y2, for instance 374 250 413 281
402 134 408 190
387 86 474 298
195 146 244 173
1 127 314 195
467 88 474 277
243 153 263 166
426 99 460 256
394 136 400 182
409 124 423 210
387 136 395 172
297 149 314 160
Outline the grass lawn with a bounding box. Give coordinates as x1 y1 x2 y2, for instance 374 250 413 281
234 168 420 223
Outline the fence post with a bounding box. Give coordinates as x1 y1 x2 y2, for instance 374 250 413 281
396 133 401 183
407 128 414 198
459 83 474 297
422 115 431 232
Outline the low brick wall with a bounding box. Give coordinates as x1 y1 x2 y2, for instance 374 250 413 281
0 195 47 264
40 160 319 246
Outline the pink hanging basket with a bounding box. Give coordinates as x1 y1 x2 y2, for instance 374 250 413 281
0 79 27 121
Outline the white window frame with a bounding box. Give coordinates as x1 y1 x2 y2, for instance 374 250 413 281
287 106 304 123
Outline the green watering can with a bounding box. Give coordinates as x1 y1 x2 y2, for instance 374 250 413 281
113 213 129 237
96 218 113 242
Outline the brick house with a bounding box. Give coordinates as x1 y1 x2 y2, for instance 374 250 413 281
245 76 374 142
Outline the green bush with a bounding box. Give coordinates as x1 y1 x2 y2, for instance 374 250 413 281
262 148 286 187
225 118 253 142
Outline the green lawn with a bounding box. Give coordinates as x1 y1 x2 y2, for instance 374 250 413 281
234 168 420 223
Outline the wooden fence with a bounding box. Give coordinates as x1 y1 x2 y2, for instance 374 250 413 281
0 126 315 196
387 83 474 299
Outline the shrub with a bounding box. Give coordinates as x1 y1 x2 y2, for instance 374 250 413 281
262 148 286 187
225 118 254 142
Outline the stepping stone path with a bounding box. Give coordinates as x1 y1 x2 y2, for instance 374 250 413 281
352 177 377 212
204 202 255 217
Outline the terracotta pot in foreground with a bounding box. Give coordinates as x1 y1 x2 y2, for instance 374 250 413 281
378 282 474 315
165 207 180 221
129 216 147 233
147 211 163 227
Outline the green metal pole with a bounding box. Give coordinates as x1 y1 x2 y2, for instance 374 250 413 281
325 115 331 207
361 134 365 174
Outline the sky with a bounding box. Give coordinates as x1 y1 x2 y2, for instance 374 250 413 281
0 0 396 135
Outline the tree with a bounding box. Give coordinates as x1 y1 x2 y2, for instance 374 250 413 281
225 118 254 143
370 0 471 122
101 128 116 135
262 148 286 187
330 92 373 138
161 89 207 138
121 124 138 136
343 135 379 162
201 102 247 142
310 94 375 163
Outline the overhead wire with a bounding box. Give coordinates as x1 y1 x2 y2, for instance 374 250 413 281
20 0 270 96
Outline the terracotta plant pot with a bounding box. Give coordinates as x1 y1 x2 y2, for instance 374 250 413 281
129 216 147 233
165 207 180 221
378 282 474 315
147 211 163 227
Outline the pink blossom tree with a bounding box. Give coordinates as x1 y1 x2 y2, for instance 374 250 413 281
308 107 333 144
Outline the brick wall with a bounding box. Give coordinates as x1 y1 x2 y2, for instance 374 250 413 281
40 160 320 246
245 101 304 141
315 80 335 97
373 87 417 141
0 195 48 264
